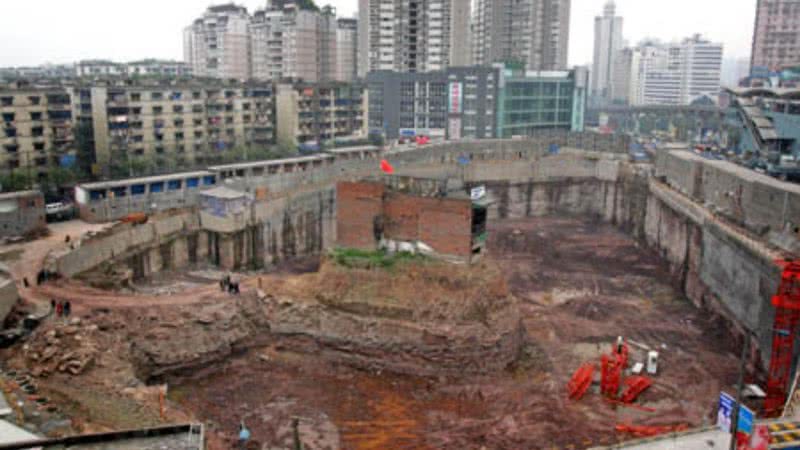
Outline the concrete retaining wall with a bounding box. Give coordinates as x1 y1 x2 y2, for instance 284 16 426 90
656 150 800 250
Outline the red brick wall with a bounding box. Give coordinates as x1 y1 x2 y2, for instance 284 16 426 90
337 181 473 259
418 198 473 258
336 181 385 250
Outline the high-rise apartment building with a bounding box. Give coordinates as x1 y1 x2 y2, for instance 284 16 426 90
751 0 800 72
188 2 351 83
251 4 337 83
357 0 471 75
184 4 251 80
591 1 624 98
472 0 571 71
621 36 723 106
335 18 359 82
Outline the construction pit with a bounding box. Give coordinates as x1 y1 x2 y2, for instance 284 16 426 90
1 139 798 449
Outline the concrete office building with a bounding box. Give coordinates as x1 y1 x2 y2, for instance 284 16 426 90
335 18 359 82
357 0 471 75
184 4 251 80
591 0 624 99
276 82 367 147
472 0 571 71
496 67 588 137
250 3 338 83
751 0 800 72
367 67 499 140
0 81 74 179
80 79 274 176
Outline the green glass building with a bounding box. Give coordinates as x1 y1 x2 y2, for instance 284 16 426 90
496 67 588 138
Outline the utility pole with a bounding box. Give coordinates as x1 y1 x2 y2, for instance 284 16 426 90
730 333 750 450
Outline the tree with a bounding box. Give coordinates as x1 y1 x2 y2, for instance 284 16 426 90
0 172 33 192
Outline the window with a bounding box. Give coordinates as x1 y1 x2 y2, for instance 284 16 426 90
186 177 200 188
28 96 40 105
151 92 163 101
150 182 164 193
167 179 182 190
131 184 146 195
203 176 216 185
30 112 42 121
1 97 13 106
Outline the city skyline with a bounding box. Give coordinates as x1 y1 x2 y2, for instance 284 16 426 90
1 0 756 68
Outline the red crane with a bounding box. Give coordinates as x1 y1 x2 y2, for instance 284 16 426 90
764 260 800 417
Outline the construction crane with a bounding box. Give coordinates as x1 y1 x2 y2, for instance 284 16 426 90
764 260 800 417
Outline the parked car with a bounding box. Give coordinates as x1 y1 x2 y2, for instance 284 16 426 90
45 202 75 222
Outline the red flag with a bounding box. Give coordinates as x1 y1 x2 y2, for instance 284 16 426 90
380 159 394 174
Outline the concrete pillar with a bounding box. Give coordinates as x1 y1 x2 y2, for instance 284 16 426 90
218 235 236 270
196 231 209 261
148 247 163 275
172 236 189 269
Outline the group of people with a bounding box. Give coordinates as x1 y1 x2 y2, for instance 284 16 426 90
50 299 71 318
22 269 60 288
220 274 241 295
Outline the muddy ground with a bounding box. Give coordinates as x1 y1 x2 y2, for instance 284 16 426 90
165 215 742 450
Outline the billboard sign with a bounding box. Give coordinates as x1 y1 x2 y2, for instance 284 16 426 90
449 82 463 114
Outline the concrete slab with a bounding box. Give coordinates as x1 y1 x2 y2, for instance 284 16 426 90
0 390 12 416
0 419 41 445
589 428 731 449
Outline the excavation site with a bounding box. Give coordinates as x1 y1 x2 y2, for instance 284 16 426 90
1 137 798 449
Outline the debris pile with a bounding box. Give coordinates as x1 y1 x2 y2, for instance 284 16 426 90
23 319 99 378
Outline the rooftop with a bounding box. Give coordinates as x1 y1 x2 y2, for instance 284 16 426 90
0 190 41 200
77 171 213 190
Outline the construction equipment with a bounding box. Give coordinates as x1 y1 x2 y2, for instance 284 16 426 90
620 376 653 403
601 338 629 399
567 363 595 400
764 260 800 417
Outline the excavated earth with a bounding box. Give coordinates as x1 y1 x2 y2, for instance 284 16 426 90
1 216 743 449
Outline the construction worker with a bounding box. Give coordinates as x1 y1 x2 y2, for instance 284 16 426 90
238 421 251 449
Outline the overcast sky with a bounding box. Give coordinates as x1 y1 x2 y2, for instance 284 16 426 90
0 0 756 68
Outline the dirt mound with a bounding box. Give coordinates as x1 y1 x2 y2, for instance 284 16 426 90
22 318 99 378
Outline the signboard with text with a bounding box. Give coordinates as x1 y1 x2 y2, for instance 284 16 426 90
717 392 754 435
448 82 463 114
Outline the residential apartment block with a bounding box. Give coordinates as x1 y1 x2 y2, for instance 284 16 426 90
614 36 723 106
0 82 75 180
357 0 470 75
185 2 356 83
250 3 337 82
183 4 252 80
82 80 275 175
335 18 359 82
751 0 800 72
276 82 367 147
472 0 571 71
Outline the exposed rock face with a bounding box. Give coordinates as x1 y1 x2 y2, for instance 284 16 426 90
125 261 525 381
